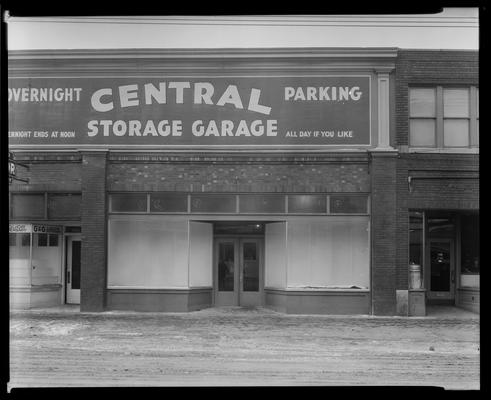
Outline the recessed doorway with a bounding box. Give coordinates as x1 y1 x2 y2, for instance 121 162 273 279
213 222 264 307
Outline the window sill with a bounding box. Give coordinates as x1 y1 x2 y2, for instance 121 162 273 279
406 147 479 154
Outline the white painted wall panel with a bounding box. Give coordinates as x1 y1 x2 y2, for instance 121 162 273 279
287 217 370 288
265 222 287 288
108 217 189 288
188 221 213 287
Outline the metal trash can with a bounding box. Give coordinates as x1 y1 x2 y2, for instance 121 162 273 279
409 263 422 289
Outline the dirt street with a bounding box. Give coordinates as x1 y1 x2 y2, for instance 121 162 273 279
8 306 479 390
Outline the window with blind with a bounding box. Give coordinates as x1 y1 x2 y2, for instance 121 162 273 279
409 86 478 149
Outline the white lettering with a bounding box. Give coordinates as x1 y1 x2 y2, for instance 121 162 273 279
307 87 317 101
221 120 234 136
144 83 166 105
293 87 305 101
216 85 243 110
91 88 114 112
350 87 362 100
119 84 139 108
168 82 191 104
194 82 214 104
87 120 98 136
248 88 271 115
128 120 142 136
192 120 205 136
112 120 127 136
235 120 251 136
285 87 295 100
143 120 158 136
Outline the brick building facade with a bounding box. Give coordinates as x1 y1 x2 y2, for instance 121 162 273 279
8 47 479 315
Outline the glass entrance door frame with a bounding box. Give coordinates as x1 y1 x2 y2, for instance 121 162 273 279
65 234 81 304
425 237 455 301
213 235 264 307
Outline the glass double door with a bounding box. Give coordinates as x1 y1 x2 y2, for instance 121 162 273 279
214 237 263 307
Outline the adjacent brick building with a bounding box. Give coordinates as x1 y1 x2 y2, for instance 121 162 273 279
8 47 479 315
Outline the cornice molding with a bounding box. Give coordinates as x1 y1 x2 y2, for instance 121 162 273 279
8 48 398 75
6 14 478 28
8 47 399 60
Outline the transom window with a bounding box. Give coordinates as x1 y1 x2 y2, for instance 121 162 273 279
109 193 370 215
409 86 479 148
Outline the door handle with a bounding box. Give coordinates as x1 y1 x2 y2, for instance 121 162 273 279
451 270 455 284
67 271 71 284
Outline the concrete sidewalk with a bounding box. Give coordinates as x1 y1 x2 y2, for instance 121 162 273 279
8 306 480 390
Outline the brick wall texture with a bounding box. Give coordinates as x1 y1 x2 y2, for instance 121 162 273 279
371 153 398 315
80 153 107 312
107 158 370 193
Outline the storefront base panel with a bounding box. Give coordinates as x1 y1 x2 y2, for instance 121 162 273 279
264 289 370 315
456 288 480 314
10 286 62 310
106 288 213 312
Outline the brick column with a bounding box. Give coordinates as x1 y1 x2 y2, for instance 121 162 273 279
80 151 107 311
370 150 398 315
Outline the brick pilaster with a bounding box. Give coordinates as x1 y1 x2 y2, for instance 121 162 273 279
370 150 398 315
80 151 107 311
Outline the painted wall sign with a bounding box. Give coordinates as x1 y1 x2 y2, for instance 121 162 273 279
8 76 370 147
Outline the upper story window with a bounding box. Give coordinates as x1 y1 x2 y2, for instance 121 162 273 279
409 86 479 149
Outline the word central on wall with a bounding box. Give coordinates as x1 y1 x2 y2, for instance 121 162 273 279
8 76 370 147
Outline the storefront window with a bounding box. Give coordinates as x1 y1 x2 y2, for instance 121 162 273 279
460 213 479 288
9 233 17 247
38 233 48 247
31 233 62 285
21 233 31 246
9 233 31 287
409 211 424 266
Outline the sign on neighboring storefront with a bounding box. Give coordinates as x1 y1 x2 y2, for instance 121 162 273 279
9 223 32 233
8 76 371 147
9 224 62 234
